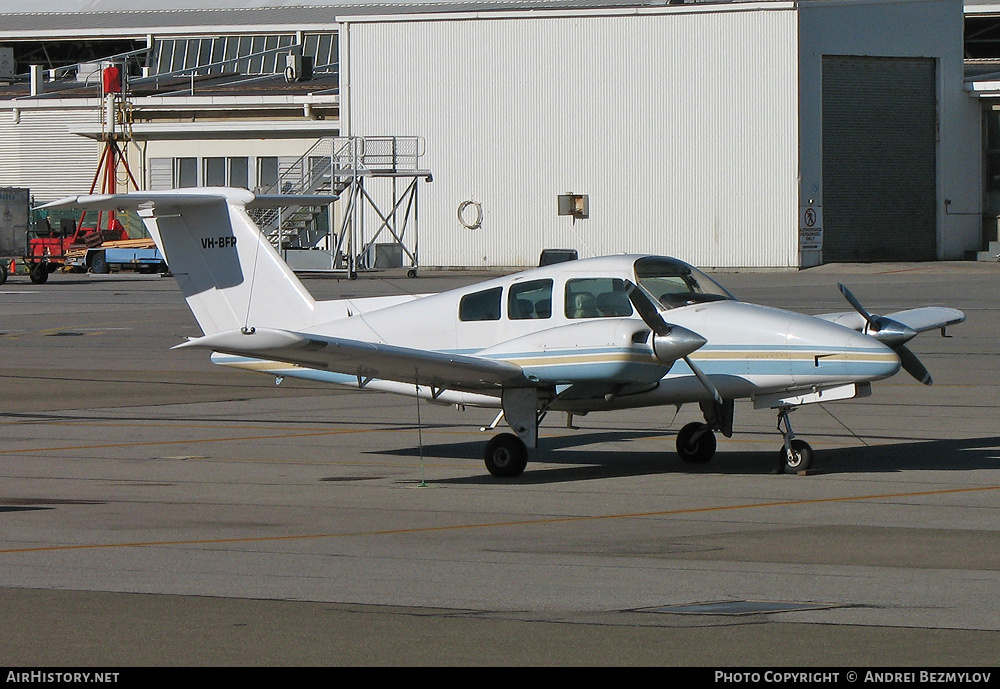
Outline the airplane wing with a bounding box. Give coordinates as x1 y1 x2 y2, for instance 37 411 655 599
816 306 965 333
174 327 530 391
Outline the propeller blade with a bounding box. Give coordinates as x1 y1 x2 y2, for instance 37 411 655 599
684 355 724 406
838 284 918 347
897 345 933 386
838 283 878 331
624 279 671 336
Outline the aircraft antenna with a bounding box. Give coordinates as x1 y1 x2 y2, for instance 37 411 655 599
242 212 266 332
566 219 598 258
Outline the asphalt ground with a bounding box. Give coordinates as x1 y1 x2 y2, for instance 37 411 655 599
0 261 998 667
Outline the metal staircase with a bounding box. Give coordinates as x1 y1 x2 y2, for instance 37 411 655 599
252 136 431 276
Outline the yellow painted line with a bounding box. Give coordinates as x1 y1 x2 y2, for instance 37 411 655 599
2 484 998 555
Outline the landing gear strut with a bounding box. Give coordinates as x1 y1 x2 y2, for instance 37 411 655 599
777 406 814 473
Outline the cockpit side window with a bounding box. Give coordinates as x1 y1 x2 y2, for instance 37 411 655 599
565 278 633 319
459 286 502 321
634 257 735 309
508 279 553 320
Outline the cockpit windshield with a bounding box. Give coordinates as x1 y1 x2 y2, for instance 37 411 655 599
634 257 735 309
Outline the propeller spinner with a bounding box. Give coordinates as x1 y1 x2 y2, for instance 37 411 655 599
838 283 932 385
623 280 722 405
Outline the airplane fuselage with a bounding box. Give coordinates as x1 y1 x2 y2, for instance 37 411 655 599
216 255 900 412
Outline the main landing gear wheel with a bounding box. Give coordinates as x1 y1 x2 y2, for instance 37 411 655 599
676 422 717 464
780 439 814 473
484 432 528 478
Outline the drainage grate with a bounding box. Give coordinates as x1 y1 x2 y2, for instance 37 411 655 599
641 600 843 616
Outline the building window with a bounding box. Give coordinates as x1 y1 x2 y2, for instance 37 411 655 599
151 33 336 77
229 158 249 189
258 157 279 191
204 157 226 186
204 157 250 188
175 157 197 188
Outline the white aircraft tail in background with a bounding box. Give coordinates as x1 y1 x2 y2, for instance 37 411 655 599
41 188 966 477
46 188 332 335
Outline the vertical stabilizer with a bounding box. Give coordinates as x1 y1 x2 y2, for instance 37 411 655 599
41 188 329 336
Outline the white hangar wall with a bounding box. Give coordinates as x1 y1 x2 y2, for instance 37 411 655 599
341 3 802 268
0 103 103 202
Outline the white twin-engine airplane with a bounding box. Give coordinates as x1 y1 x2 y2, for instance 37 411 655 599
44 188 966 477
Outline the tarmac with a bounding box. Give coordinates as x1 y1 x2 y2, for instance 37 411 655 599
1 261 999 667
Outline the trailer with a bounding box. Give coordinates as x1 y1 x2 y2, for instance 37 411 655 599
65 239 166 274
24 215 132 283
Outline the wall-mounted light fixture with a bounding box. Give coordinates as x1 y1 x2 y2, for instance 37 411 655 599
557 193 589 219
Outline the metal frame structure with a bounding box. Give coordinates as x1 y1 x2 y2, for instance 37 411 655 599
257 135 431 277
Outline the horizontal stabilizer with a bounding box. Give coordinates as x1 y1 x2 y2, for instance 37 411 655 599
37 189 338 213
173 328 318 352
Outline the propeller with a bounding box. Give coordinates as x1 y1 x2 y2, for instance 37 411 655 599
623 280 722 405
837 283 932 385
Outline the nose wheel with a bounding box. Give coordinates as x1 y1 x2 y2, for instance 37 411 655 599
777 407 814 473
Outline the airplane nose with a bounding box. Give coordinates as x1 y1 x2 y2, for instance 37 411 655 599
784 311 901 384
845 328 901 380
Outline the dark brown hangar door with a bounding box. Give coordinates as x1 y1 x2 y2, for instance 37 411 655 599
822 55 937 262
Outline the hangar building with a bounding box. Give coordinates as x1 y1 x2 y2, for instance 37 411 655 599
0 0 988 269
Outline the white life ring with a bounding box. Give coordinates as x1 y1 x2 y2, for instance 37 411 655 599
457 200 483 230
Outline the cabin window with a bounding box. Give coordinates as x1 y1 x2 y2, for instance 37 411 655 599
508 279 553 320
565 278 632 319
459 287 502 321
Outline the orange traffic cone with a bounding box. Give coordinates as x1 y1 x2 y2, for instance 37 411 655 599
6 258 14 275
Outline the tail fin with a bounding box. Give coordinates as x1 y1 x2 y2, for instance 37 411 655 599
40 188 336 336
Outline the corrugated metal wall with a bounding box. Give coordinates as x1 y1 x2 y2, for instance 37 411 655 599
344 7 800 268
0 106 104 203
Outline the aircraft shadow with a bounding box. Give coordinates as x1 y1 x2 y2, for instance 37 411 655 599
379 432 1000 485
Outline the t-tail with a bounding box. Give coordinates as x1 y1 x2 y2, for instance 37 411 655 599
39 188 337 336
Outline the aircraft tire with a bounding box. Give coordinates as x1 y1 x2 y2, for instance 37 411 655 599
780 439 813 473
0 262 6 285
484 433 528 478
676 422 716 463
